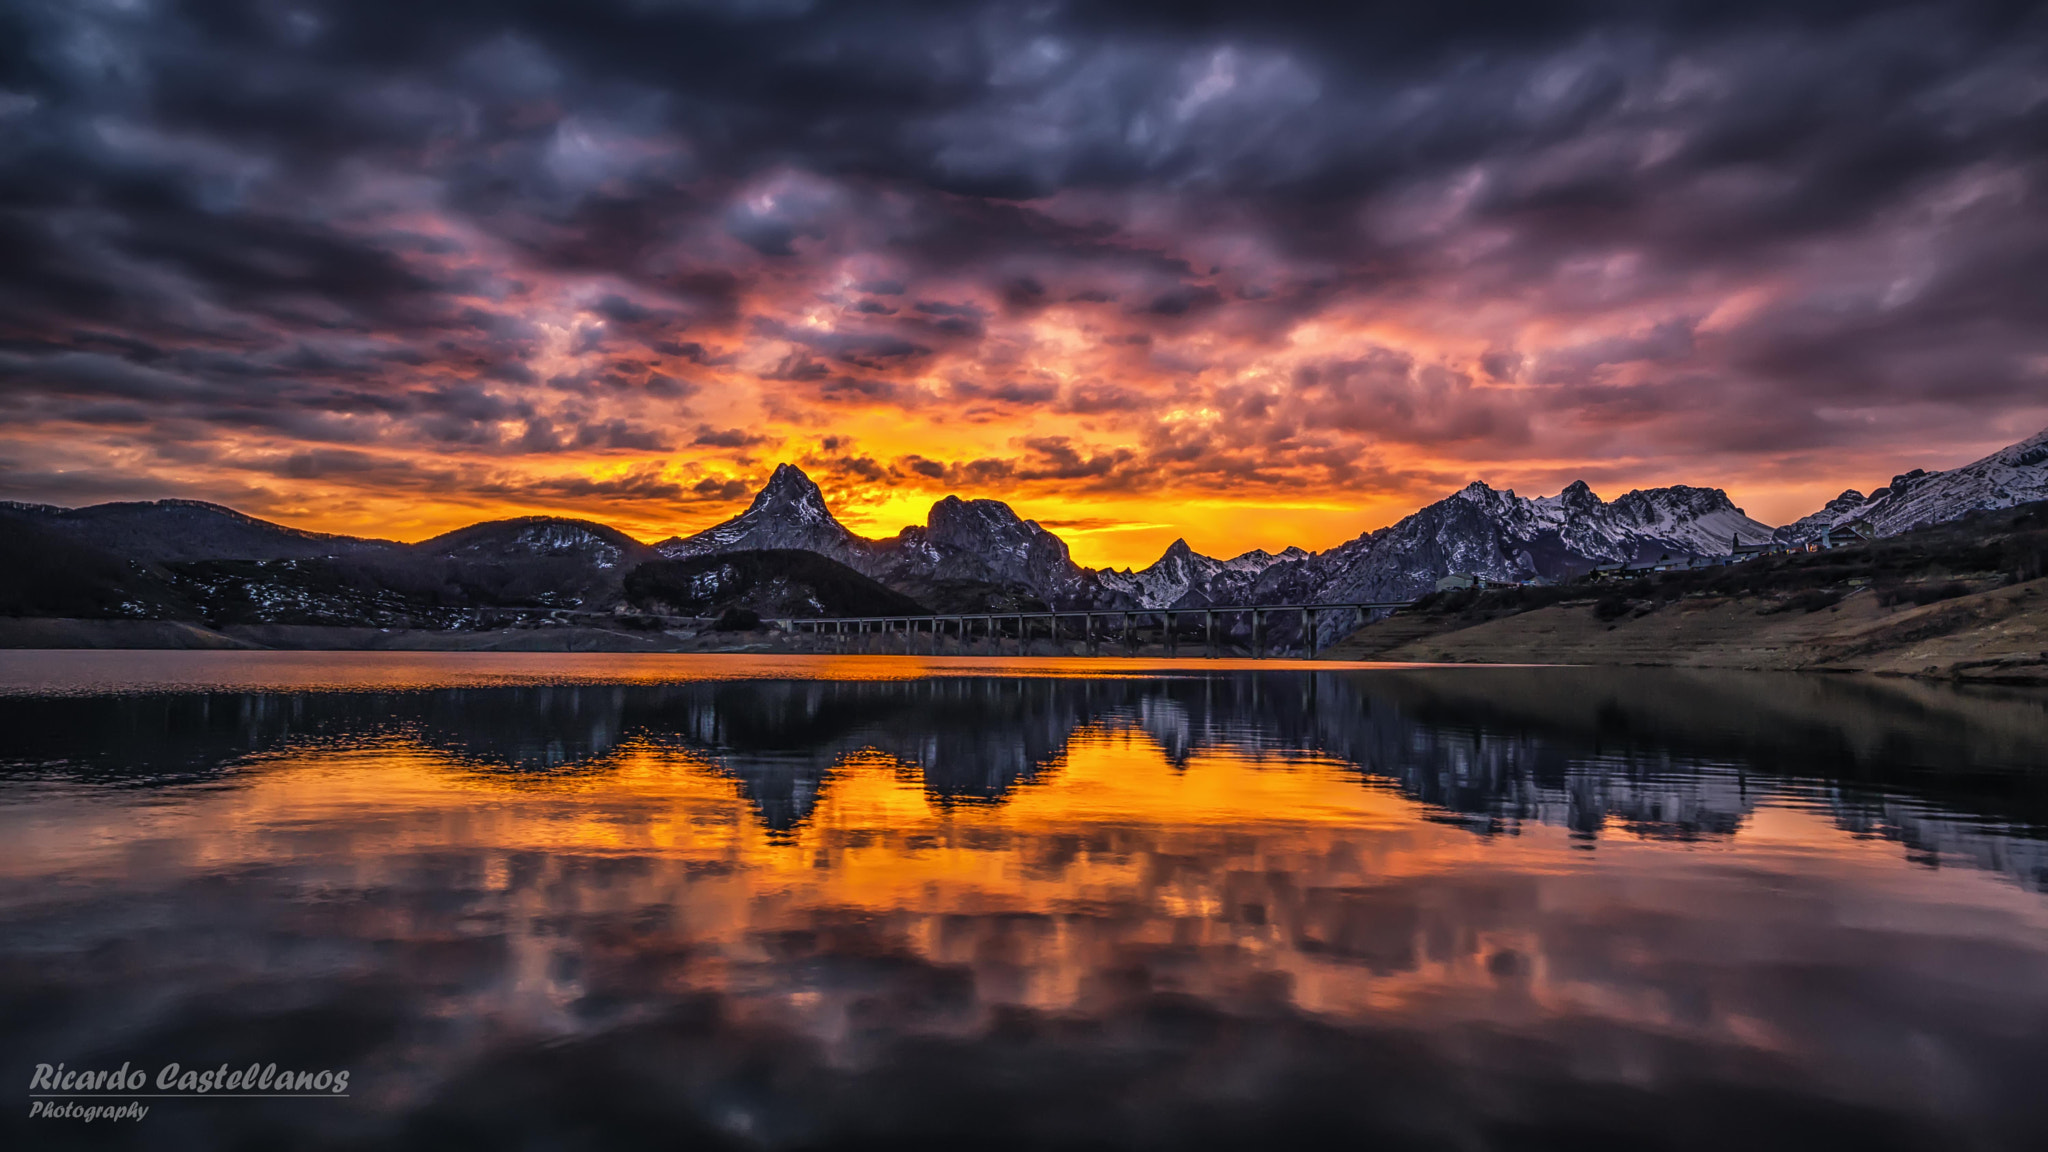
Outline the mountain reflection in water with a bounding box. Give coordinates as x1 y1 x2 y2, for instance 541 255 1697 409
1 658 2045 1150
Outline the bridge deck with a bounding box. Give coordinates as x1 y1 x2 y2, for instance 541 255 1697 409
777 602 1411 625
776 602 1415 658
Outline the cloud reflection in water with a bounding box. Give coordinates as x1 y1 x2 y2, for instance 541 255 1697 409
0 663 2045 1149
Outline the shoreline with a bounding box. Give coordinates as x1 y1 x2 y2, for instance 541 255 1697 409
4 600 2046 685
1320 576 2048 685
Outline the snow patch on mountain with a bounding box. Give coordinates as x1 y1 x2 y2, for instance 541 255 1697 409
497 523 626 568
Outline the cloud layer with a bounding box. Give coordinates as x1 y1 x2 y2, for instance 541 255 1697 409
2 0 2044 563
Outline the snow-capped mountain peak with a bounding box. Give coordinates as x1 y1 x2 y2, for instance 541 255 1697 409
1607 485 1774 555
1455 480 1496 502
1100 537 1311 609
1535 480 1604 517
1100 541 1214 608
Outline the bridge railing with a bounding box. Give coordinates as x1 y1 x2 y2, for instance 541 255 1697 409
771 602 1413 658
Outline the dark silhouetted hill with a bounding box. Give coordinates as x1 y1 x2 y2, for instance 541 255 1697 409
0 499 401 562
0 511 187 618
624 550 927 618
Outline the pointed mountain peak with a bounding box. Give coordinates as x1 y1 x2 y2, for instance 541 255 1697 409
734 463 840 528
1451 480 1521 508
753 463 824 505
659 462 859 559
1138 537 1218 575
1559 479 1601 504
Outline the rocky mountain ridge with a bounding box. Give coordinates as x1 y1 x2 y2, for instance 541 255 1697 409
1774 427 2048 545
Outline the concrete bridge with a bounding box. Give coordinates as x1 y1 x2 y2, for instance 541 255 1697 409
775 602 1414 658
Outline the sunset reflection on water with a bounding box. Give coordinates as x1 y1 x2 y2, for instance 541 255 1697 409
2 657 2046 1149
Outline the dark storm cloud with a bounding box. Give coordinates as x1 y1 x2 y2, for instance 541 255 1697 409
479 465 689 503
0 0 2041 524
692 424 771 449
757 317 933 367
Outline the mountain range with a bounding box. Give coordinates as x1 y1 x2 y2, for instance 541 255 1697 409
647 461 1788 614
3 425 2043 628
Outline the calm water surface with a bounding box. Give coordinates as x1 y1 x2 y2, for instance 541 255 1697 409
2 652 2046 1150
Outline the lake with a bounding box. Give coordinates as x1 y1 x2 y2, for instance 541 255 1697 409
2 652 2046 1150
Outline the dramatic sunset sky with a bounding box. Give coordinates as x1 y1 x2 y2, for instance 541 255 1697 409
2 1 2044 566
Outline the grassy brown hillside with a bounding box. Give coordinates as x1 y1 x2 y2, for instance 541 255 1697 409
1324 501 2048 683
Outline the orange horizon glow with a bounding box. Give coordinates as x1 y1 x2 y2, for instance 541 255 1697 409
53 424 2033 571
19 264 2042 569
